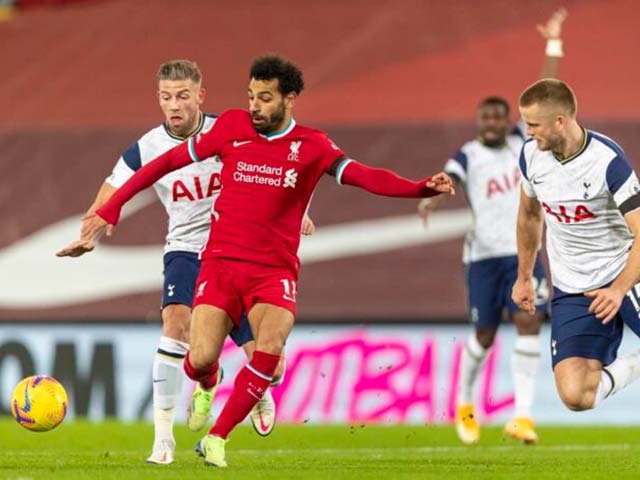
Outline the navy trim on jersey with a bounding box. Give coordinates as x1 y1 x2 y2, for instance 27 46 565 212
122 142 142 171
620 193 640 216
518 139 534 181
452 150 468 172
590 131 627 159
606 155 633 195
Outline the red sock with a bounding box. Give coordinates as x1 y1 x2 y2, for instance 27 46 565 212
183 352 220 390
210 350 280 439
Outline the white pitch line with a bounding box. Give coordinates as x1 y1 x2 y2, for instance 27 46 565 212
229 444 633 455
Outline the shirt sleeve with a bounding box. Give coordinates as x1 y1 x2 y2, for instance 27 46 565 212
519 145 536 198
106 142 140 188
606 155 640 215
443 149 468 184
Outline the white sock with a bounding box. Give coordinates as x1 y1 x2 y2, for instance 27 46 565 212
592 370 613 408
153 406 176 445
511 335 540 417
593 349 640 408
457 334 489 405
153 336 189 442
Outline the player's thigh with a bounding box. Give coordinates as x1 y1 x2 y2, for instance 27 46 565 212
189 304 234 368
550 287 623 370
248 303 295 355
466 258 503 331
161 251 200 340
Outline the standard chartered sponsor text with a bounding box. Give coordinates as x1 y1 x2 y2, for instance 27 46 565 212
234 161 284 186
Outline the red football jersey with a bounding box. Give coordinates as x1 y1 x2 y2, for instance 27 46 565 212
187 109 346 272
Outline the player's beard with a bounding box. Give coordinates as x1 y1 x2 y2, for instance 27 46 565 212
538 131 563 152
253 101 286 135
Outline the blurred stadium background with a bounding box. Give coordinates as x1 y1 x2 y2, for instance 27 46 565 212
1 0 639 428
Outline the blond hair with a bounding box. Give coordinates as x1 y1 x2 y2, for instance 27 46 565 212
156 60 202 84
519 79 577 116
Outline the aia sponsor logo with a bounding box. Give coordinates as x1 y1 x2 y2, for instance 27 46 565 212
541 202 596 223
172 173 221 201
486 168 521 198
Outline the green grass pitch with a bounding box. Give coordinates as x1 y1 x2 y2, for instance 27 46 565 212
1 419 638 479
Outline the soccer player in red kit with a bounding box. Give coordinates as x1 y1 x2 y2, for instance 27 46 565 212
79 55 455 467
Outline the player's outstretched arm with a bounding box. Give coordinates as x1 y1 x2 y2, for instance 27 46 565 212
336 160 455 198
586 209 640 324
56 182 117 257
512 188 544 315
79 144 193 242
538 7 567 79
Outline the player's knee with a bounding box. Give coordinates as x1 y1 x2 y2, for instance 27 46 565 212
255 336 286 356
162 304 190 342
188 346 215 370
557 382 593 411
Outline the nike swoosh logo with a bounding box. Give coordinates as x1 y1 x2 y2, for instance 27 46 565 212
259 413 269 432
532 180 544 185
152 379 167 383
233 140 252 147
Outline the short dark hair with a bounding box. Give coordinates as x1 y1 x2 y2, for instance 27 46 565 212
478 96 510 116
519 79 577 116
157 60 202 84
250 54 304 96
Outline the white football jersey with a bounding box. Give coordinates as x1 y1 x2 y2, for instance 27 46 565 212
445 125 525 263
520 129 640 293
106 114 221 254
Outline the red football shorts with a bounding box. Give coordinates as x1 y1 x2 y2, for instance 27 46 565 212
192 257 298 325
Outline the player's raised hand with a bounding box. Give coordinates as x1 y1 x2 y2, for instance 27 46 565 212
537 7 567 39
301 214 316 236
585 287 624 324
512 276 536 315
426 172 455 195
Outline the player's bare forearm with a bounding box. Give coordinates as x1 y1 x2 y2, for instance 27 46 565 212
87 182 117 216
539 56 560 80
516 191 544 279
